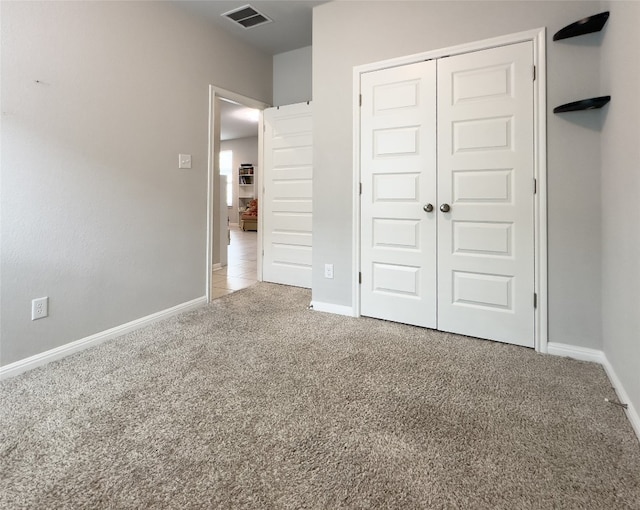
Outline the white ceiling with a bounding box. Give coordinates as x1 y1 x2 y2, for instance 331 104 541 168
173 1 327 56
174 1 327 141
219 100 260 141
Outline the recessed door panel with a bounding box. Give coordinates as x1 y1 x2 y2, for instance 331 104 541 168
271 231 312 247
453 221 513 256
272 166 313 180
271 212 312 232
374 127 419 156
272 180 312 199
373 219 420 250
273 115 312 136
453 271 513 310
269 200 312 214
373 80 420 112
272 244 312 266
373 173 420 202
453 64 513 104
453 116 513 153
372 263 420 296
452 169 513 203
273 146 312 167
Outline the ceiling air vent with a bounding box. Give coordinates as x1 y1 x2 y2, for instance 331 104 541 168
222 5 273 29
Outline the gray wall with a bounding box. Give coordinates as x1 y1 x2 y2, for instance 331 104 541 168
0 1 272 365
220 137 259 225
600 1 640 416
273 46 312 106
312 0 605 350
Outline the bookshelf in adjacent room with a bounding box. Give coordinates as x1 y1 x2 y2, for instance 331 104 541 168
238 164 256 212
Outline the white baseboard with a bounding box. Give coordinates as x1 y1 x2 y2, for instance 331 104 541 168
0 296 208 380
310 301 355 317
546 342 605 364
547 342 640 442
600 355 640 442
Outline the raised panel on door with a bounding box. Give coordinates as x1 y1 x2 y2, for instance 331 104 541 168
263 103 313 288
360 60 437 328
437 42 535 347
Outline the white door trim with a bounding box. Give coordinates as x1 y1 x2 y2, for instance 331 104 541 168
207 85 270 302
352 28 548 352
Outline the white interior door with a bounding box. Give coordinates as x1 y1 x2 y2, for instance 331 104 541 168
360 61 437 328
359 42 535 347
262 103 313 288
437 42 534 347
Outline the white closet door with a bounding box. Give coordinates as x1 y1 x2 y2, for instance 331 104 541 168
360 60 437 328
437 42 535 347
263 103 313 288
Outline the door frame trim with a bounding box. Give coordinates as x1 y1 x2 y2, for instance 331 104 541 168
351 28 548 352
206 85 269 302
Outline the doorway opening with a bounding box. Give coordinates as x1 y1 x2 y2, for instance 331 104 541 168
206 86 269 302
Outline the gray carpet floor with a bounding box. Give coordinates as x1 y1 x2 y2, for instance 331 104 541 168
1 282 639 509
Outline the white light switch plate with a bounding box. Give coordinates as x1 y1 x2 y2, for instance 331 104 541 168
178 154 192 169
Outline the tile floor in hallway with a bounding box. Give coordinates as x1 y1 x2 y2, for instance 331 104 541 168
211 225 258 299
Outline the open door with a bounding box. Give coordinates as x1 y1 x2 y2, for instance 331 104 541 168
262 102 313 288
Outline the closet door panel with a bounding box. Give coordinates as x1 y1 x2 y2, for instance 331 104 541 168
437 42 535 348
360 60 437 328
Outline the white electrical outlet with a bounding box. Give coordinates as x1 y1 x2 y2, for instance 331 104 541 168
324 264 334 279
178 154 192 169
31 297 48 320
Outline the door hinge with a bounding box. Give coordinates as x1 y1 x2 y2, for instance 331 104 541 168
359 182 363 195
359 94 362 107
534 178 537 194
534 293 538 308
359 272 362 284
533 65 536 81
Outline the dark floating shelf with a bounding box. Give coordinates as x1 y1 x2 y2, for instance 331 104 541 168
553 96 611 113
553 11 609 41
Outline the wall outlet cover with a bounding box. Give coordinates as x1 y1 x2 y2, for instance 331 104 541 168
32 297 49 320
324 264 334 279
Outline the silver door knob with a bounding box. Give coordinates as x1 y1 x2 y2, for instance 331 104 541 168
423 203 434 213
440 203 451 213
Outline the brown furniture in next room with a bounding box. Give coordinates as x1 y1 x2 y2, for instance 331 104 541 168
240 199 258 231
